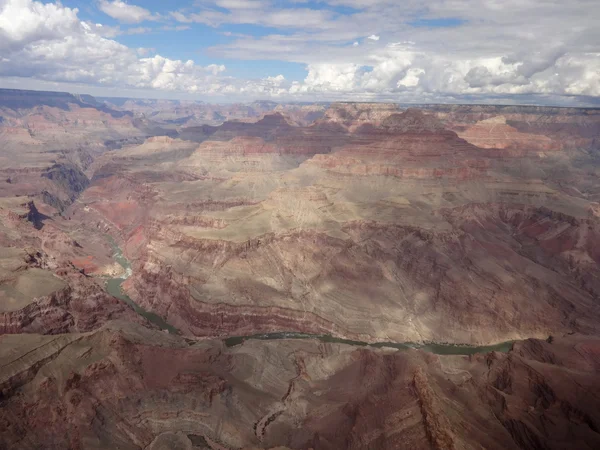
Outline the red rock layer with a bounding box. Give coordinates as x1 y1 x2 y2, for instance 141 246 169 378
1 326 599 450
0 272 143 335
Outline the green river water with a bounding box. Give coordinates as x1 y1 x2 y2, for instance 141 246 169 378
105 237 514 355
105 236 178 334
224 332 514 355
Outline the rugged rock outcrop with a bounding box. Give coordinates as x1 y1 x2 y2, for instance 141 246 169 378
99 97 325 128
179 113 295 142
315 102 399 132
419 103 600 152
1 324 599 450
2 94 600 449
0 89 160 217
67 102 600 345
0 193 148 336
0 267 144 335
0 89 125 116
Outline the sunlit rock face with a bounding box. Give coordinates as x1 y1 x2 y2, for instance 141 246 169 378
68 102 600 345
2 92 600 449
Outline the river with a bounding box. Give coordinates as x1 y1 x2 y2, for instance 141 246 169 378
225 332 514 355
105 237 513 355
105 236 178 334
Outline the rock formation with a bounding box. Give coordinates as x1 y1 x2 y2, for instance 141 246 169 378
1 324 599 449
2 91 600 449
69 102 600 345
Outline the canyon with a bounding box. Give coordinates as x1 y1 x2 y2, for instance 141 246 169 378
1 88 600 449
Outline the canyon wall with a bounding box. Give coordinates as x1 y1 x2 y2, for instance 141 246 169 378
68 103 600 345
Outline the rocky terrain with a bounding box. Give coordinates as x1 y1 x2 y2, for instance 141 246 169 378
99 97 327 128
68 103 600 345
1 90 600 448
1 324 599 450
0 90 165 338
0 196 144 336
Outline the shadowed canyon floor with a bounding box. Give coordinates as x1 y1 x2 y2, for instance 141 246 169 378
1 90 600 449
1 324 600 450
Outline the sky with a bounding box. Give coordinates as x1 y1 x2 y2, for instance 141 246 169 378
0 0 599 105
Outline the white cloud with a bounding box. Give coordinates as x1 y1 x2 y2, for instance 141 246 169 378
0 0 229 93
132 56 225 90
398 68 423 87
163 25 191 32
0 0 80 51
1 0 599 104
98 0 157 24
205 0 600 102
266 74 285 85
291 63 363 93
171 6 335 30
215 0 269 9
95 23 192 37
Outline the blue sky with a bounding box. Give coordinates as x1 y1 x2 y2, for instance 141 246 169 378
60 0 319 80
0 0 598 104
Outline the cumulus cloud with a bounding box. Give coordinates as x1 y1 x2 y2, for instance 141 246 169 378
1 0 599 103
98 1 157 24
266 74 285 84
284 45 600 101
0 0 80 51
0 0 229 93
290 63 370 95
206 0 600 102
